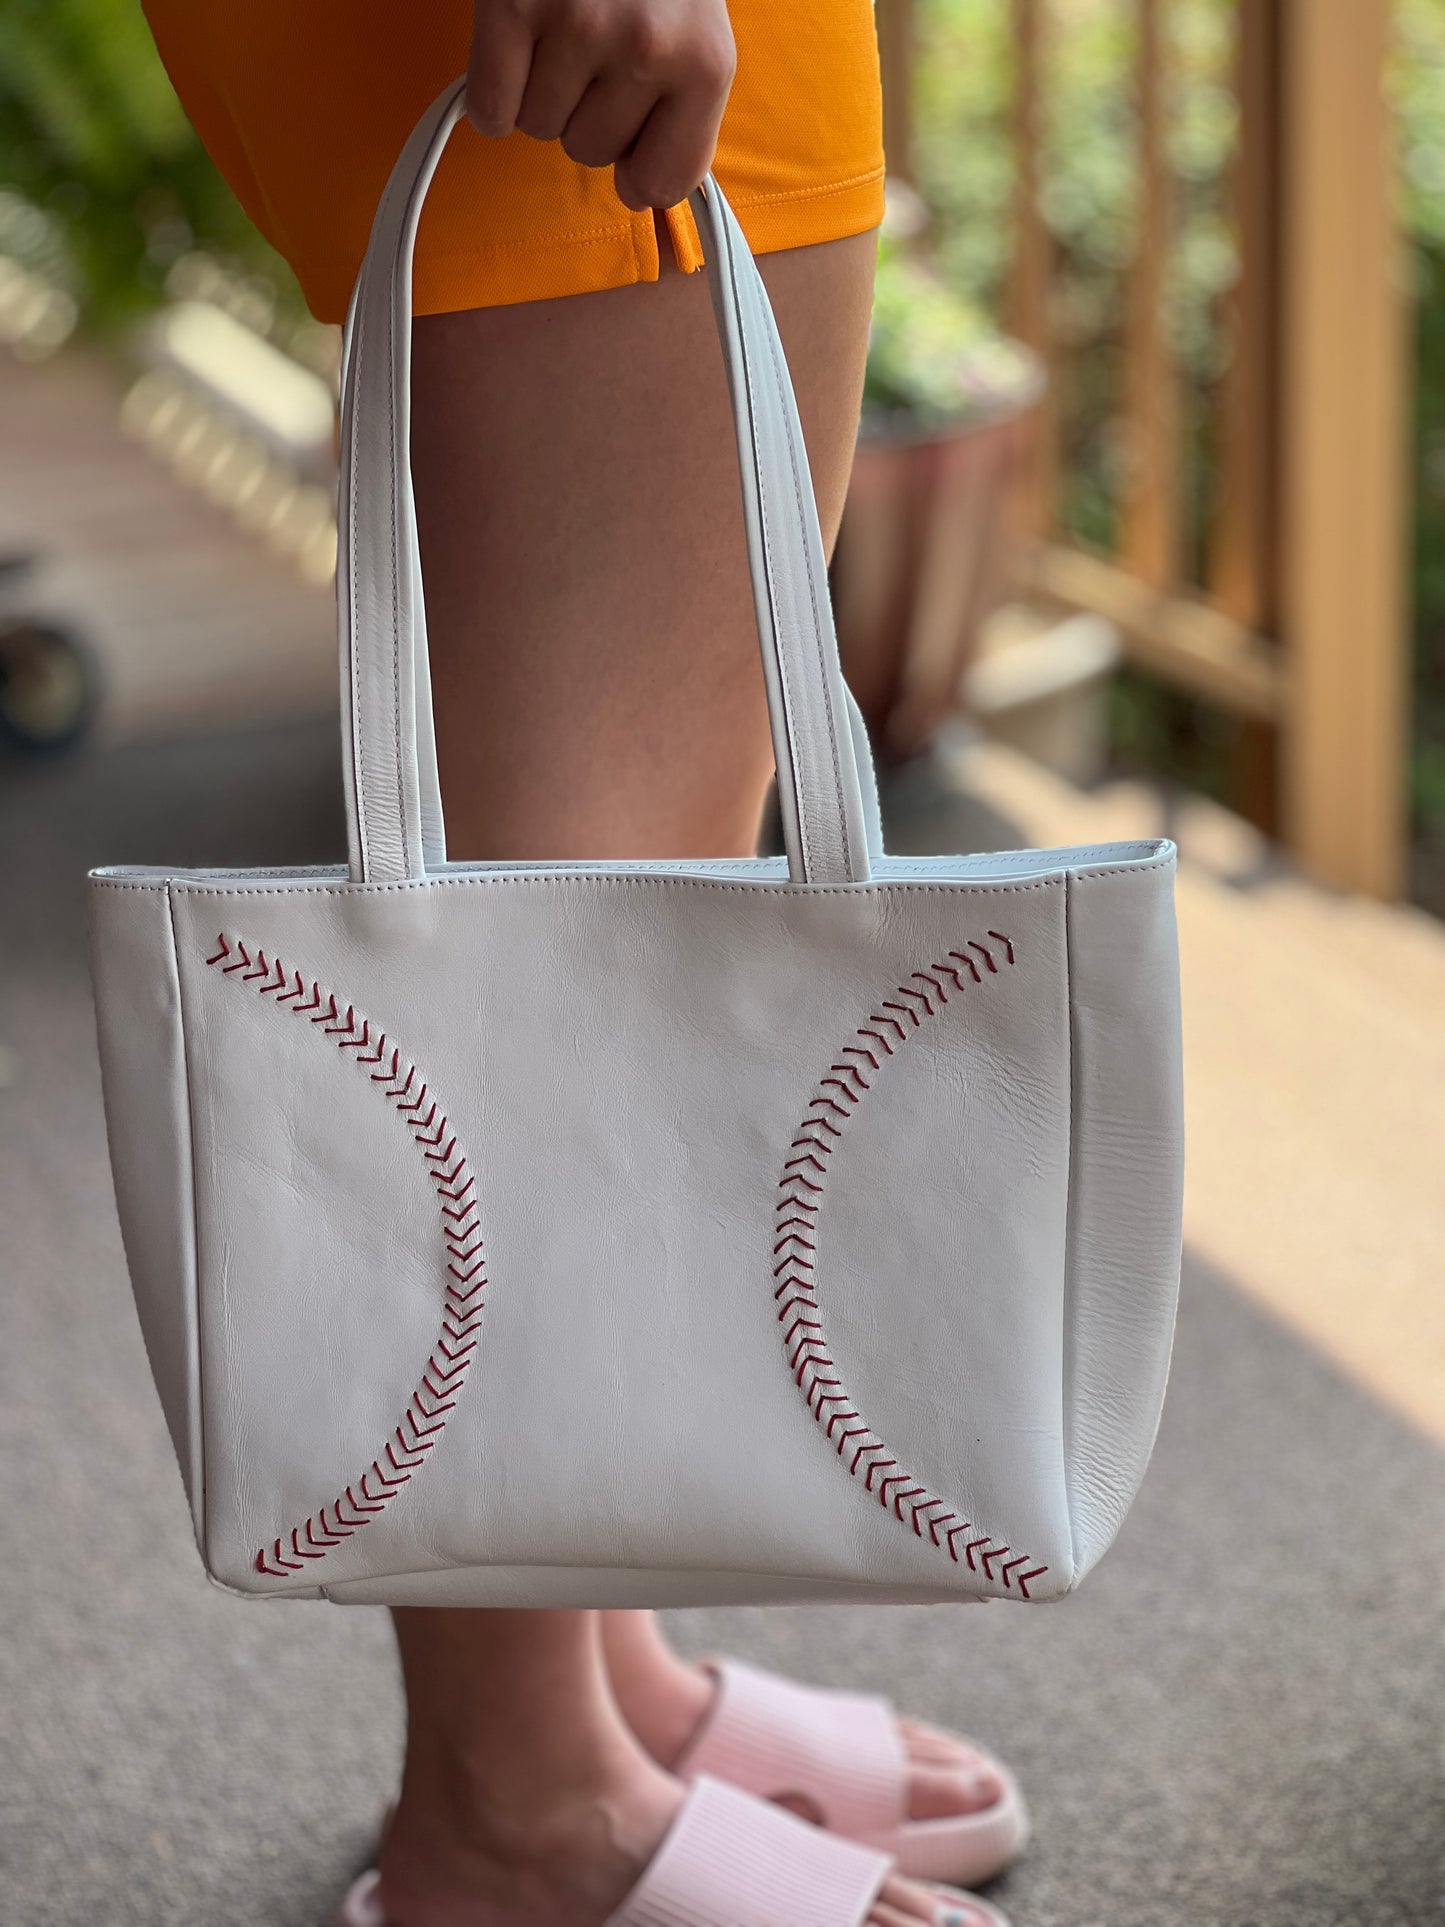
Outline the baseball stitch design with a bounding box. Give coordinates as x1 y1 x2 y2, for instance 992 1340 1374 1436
774 928 1048 1599
206 933 484 1580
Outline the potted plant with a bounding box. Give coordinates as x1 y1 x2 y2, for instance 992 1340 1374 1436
833 217 1043 763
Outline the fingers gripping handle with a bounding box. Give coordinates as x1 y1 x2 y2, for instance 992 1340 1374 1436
338 79 879 885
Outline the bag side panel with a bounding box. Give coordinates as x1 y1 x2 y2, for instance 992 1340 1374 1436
87 881 205 1549
1062 861 1184 1579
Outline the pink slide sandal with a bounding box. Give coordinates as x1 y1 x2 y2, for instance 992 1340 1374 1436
334 1775 1011 1927
674 1660 1029 1888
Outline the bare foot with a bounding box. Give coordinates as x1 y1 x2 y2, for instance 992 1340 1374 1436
600 1611 1006 1824
375 1754 994 1926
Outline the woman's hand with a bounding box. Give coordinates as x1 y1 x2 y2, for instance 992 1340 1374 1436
467 0 736 212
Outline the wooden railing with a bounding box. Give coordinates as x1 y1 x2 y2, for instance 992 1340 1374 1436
883 0 1410 898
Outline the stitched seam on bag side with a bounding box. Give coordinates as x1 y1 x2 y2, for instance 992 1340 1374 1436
1060 870 1081 1584
205 932 484 1580
760 283 851 881
164 887 211 1558
720 202 811 881
774 927 1049 1599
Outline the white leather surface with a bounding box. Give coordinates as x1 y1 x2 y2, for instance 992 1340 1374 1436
91 846 1180 1606
321 1564 1000 1609
87 81 1184 1610
686 174 871 883
87 887 205 1548
1062 866 1185 1576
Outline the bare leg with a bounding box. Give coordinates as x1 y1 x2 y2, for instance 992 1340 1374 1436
380 236 986 1925
381 1609 678 1923
408 234 874 863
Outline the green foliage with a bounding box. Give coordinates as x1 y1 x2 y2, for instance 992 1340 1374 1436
864 236 1040 423
1393 5 1445 880
1396 0 1445 249
913 0 1237 559
0 0 296 334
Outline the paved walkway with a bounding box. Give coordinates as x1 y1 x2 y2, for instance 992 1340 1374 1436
0 350 332 740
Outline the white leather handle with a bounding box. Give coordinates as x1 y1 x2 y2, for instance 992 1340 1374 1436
337 78 880 885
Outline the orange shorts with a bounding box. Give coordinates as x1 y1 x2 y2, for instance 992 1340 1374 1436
142 2 885 324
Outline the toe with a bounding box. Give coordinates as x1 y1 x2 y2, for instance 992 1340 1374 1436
908 1758 1005 1820
872 1873 996 1925
899 1719 1006 1820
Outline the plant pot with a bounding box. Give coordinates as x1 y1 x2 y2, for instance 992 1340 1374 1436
832 381 1040 765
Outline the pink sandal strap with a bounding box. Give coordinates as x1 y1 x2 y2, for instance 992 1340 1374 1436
675 1659 907 1846
606 1774 893 1927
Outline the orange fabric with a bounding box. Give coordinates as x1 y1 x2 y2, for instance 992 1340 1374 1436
142 2 884 323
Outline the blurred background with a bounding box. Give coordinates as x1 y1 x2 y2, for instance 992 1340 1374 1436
1 4 1441 1925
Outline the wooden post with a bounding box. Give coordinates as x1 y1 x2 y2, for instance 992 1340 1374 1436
1277 0 1409 898
876 0 916 185
1210 0 1284 833
1008 0 1056 538
1211 0 1280 634
1119 0 1179 587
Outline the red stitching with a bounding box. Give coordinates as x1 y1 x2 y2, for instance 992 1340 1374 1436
209 932 484 1582
809 1096 850 1120
820 1076 860 1104
786 1153 827 1176
772 931 1047 1596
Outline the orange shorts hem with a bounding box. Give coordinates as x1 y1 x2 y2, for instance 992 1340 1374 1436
142 0 885 323
410 166 886 317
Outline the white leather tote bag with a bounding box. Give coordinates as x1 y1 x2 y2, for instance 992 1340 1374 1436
90 82 1183 1610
